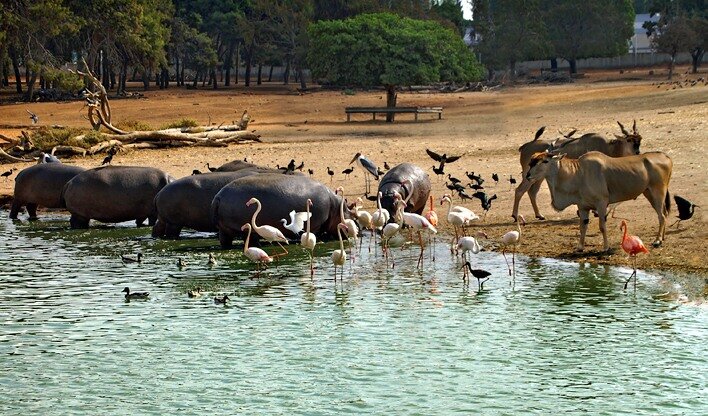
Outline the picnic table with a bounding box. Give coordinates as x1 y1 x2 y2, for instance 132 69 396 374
345 106 443 122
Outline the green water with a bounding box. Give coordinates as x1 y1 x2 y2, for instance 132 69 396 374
1 214 706 415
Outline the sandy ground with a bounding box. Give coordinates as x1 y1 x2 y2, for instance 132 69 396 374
1 67 706 285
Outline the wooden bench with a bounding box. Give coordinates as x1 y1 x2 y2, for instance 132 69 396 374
345 106 443 122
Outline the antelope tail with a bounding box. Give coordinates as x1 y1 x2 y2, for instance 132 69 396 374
664 191 671 216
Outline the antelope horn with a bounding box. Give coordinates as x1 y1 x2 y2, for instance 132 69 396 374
632 119 638 135
534 126 546 141
617 121 630 136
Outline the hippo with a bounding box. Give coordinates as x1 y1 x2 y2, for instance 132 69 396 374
378 163 431 217
217 159 304 175
10 163 86 220
61 165 173 228
152 170 263 239
211 173 350 247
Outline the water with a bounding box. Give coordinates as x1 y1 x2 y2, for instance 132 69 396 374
1 214 706 415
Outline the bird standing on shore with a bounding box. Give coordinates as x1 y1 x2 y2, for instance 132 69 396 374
206 163 217 172
26 109 38 124
350 152 379 194
1 168 17 181
341 166 354 179
501 215 525 277
620 220 649 289
492 173 499 185
327 167 335 183
508 175 517 189
246 197 289 255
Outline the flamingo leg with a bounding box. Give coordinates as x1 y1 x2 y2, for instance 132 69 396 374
502 248 512 276
417 231 424 268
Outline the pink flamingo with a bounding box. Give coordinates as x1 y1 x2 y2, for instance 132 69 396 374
425 195 439 260
620 220 649 289
240 223 273 271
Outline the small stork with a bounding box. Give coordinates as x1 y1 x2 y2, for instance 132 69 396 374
460 262 492 290
1 168 17 181
672 195 699 228
26 109 38 124
280 209 312 237
350 152 380 194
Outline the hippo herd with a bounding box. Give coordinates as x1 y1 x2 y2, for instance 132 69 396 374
8 156 432 248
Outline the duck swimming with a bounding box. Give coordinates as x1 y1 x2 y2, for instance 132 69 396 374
214 295 230 304
122 287 149 300
121 253 142 263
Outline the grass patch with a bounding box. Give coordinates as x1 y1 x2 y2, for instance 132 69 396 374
30 127 93 150
162 118 199 129
115 119 154 131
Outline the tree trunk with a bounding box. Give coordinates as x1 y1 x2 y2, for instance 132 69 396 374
385 85 397 122
224 46 233 86
283 58 290 84
9 47 22 93
110 69 116 89
234 43 240 84
25 71 37 101
244 41 254 87
568 59 577 75
268 65 274 82
192 71 199 88
691 48 703 74
142 71 150 91
550 58 558 72
668 53 675 80
118 61 128 94
257 64 262 85
211 68 218 89
298 67 306 90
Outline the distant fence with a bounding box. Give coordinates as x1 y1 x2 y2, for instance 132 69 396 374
518 52 706 72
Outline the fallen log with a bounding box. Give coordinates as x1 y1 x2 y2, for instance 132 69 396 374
0 147 34 163
51 145 87 157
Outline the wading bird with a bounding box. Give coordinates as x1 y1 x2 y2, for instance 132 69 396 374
207 253 217 266
307 168 314 177
101 153 114 166
327 167 335 182
121 253 142 263
350 152 380 194
353 197 374 252
460 262 492 290
492 173 499 184
426 149 462 173
332 223 348 278
448 174 462 185
341 166 354 179
440 194 478 243
371 191 390 232
26 109 38 124
384 161 391 170
177 258 187 268
398 195 437 268
206 163 217 172
620 220 649 289
241 223 274 271
280 209 312 237
214 295 230 304
245 197 289 255
672 195 699 227
300 199 317 276
187 287 203 298
1 168 17 180
501 215 525 277
508 175 517 189
192 169 202 175
122 287 149 300
472 191 497 220
336 188 358 255
432 165 445 179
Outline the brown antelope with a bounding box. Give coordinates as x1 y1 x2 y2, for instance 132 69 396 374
525 150 672 252
512 121 643 222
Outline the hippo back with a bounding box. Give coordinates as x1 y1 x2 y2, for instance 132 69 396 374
62 165 172 223
378 163 431 216
154 170 261 232
212 174 344 239
14 163 86 208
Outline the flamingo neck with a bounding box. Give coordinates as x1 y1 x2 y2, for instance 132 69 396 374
621 222 628 242
445 198 452 218
337 226 344 251
339 197 345 223
244 225 252 251
250 199 262 231
306 202 311 234
429 196 433 211
517 219 522 236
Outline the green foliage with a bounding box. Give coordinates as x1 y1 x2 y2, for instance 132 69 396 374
430 0 466 35
542 0 635 62
41 69 84 92
162 118 199 129
307 13 483 89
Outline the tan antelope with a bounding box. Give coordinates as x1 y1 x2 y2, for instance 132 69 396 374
512 121 643 222
525 150 672 252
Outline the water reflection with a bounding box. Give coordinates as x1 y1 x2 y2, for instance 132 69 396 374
1 213 706 415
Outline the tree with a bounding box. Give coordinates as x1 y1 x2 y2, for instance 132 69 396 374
644 0 707 75
542 0 634 74
430 0 466 35
473 0 548 78
308 13 484 121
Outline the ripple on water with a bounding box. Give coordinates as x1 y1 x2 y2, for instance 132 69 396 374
0 214 706 415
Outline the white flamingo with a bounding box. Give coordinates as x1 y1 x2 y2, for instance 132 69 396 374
336 188 359 255
371 191 390 230
241 223 273 270
353 197 374 252
399 202 438 268
381 198 405 268
501 214 526 277
280 210 311 236
300 199 317 276
456 233 487 279
332 223 348 278
246 197 289 256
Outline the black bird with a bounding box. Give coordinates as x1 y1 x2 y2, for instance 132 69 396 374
364 192 378 202
121 253 142 263
101 153 114 166
461 262 492 290
122 287 149 300
672 195 699 227
1 168 16 180
307 168 314 177
327 167 335 182
466 171 484 186
295 161 305 171
469 183 485 191
341 166 354 179
445 182 459 192
206 163 218 172
492 173 499 184
448 174 462 184
426 149 462 167
214 295 230 304
377 167 385 177
472 191 497 219
432 165 445 178
284 159 296 173
509 175 517 189
192 169 202 175
384 161 391 170
458 189 474 201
